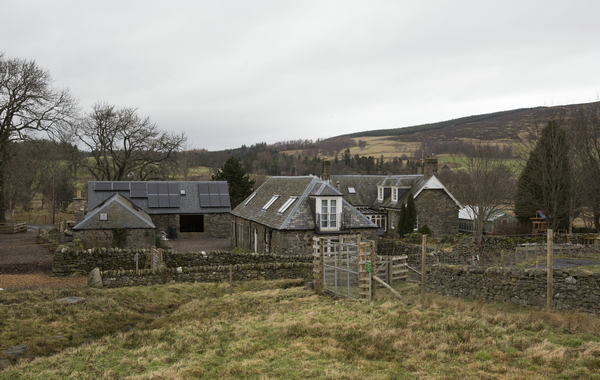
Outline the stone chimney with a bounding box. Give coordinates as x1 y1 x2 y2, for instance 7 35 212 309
422 154 438 179
322 160 331 182
73 190 86 223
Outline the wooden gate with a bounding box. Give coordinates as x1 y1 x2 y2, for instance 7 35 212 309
373 255 408 286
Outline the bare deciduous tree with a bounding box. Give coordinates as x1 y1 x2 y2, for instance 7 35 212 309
0 53 77 221
74 103 186 181
569 102 600 231
453 143 515 240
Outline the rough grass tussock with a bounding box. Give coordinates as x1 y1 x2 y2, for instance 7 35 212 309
3 280 600 378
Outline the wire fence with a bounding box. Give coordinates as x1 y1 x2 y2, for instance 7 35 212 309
379 232 600 272
378 230 600 313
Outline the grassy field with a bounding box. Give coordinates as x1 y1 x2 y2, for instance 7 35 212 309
3 279 600 379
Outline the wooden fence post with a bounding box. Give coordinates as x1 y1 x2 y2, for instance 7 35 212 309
312 237 324 293
229 264 233 295
359 242 370 301
421 234 426 304
370 240 376 300
547 229 553 312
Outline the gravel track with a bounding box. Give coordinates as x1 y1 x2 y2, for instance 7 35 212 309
0 228 85 290
0 230 231 290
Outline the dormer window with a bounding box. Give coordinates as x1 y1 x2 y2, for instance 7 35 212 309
392 187 398 202
317 197 342 231
378 186 384 201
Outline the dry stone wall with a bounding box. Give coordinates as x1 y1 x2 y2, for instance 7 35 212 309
101 262 312 288
426 265 600 314
53 245 312 277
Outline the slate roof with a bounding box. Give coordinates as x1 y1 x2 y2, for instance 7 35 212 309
329 175 387 207
73 194 155 230
87 181 231 215
330 174 461 210
231 175 376 230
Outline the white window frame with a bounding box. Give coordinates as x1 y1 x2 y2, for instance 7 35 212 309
100 213 108 221
368 214 387 230
319 197 342 231
392 187 398 202
244 192 257 206
414 215 418 231
263 195 280 210
348 187 356 194
237 222 244 241
323 238 338 254
277 196 297 214
378 186 384 201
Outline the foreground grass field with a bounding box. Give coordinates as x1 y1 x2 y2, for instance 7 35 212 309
3 280 600 379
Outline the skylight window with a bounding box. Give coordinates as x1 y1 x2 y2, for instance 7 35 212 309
244 192 257 206
277 197 297 214
348 187 356 194
263 195 280 210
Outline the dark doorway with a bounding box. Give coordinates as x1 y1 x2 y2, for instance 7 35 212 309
180 214 204 232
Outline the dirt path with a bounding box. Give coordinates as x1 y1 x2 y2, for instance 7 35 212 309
0 273 86 290
0 228 87 290
0 228 54 274
0 229 231 290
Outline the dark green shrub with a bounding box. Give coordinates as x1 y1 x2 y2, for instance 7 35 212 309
418 224 432 235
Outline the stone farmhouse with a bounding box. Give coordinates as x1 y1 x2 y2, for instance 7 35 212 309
329 157 461 238
72 181 231 249
230 175 379 255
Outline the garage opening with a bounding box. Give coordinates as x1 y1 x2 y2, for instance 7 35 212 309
180 214 204 232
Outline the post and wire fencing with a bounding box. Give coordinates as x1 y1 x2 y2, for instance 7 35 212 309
409 229 600 313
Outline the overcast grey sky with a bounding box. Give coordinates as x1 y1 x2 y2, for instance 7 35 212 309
2 1 599 151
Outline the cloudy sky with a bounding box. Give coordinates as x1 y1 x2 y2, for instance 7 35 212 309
2 1 599 151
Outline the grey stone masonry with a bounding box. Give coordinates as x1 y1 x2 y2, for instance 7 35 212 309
101 262 312 288
426 265 600 314
53 245 312 277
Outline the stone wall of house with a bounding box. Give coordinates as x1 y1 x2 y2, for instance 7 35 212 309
153 213 230 239
204 213 231 238
231 216 378 255
151 214 180 236
72 229 155 250
52 246 312 277
100 262 312 288
426 265 600 314
415 189 459 237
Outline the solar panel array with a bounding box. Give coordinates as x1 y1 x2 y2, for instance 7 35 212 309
147 182 180 208
198 182 230 208
94 181 181 208
93 181 230 209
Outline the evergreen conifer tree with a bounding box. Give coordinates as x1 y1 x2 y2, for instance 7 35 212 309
403 193 417 235
212 156 256 209
514 120 571 229
398 203 406 237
